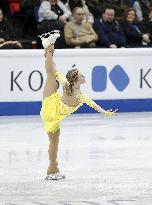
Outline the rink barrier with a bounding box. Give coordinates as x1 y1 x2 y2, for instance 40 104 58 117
0 99 152 116
0 49 152 115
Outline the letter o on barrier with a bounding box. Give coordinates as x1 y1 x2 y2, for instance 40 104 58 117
28 70 43 91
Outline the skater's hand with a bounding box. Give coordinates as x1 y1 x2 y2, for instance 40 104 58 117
104 109 118 116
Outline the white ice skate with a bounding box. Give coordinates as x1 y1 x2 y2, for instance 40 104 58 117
56 171 66 179
45 172 66 180
38 30 60 49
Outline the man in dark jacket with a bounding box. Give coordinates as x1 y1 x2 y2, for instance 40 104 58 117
93 5 126 48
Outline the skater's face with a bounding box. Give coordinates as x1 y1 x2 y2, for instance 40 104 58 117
77 71 86 84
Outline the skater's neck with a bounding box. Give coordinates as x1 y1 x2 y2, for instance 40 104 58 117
73 83 81 93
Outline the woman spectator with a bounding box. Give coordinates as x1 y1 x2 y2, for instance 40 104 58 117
121 8 151 47
0 8 22 49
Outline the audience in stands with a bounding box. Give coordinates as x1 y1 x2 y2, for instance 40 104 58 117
0 8 22 49
93 5 126 48
64 7 98 48
65 0 94 23
121 8 152 47
38 0 71 48
1 0 152 49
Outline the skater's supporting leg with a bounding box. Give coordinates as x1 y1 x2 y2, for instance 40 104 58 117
47 129 60 174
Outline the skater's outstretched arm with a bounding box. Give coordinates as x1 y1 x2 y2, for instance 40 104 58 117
80 92 117 116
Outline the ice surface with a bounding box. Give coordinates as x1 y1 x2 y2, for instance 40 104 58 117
0 113 152 205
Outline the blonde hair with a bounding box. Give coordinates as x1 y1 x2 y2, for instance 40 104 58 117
64 68 79 96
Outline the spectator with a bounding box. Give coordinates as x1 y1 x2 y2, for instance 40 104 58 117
65 0 94 23
142 7 152 41
64 7 98 48
93 5 126 48
121 8 151 47
20 0 39 38
0 8 22 49
38 0 71 48
38 0 71 23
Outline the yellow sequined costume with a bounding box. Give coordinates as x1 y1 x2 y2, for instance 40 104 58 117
40 72 96 133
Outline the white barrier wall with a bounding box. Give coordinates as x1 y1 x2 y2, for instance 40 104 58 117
0 49 152 115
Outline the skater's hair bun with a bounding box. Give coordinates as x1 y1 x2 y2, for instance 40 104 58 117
64 68 79 96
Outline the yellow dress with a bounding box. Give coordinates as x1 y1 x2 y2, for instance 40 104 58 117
40 72 96 133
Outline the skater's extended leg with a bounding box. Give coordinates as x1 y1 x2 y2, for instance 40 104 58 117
43 44 57 99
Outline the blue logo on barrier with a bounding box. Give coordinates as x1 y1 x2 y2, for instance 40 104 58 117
92 65 129 92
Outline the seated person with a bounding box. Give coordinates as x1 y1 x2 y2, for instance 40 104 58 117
142 7 152 41
93 5 126 48
38 0 71 48
121 8 151 47
64 7 98 48
38 0 71 24
0 8 22 49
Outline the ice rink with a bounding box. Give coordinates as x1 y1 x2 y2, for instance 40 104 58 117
0 112 152 205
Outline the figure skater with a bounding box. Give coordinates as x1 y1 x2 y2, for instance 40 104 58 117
40 31 117 180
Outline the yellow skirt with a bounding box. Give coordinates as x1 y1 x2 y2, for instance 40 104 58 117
40 92 62 133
